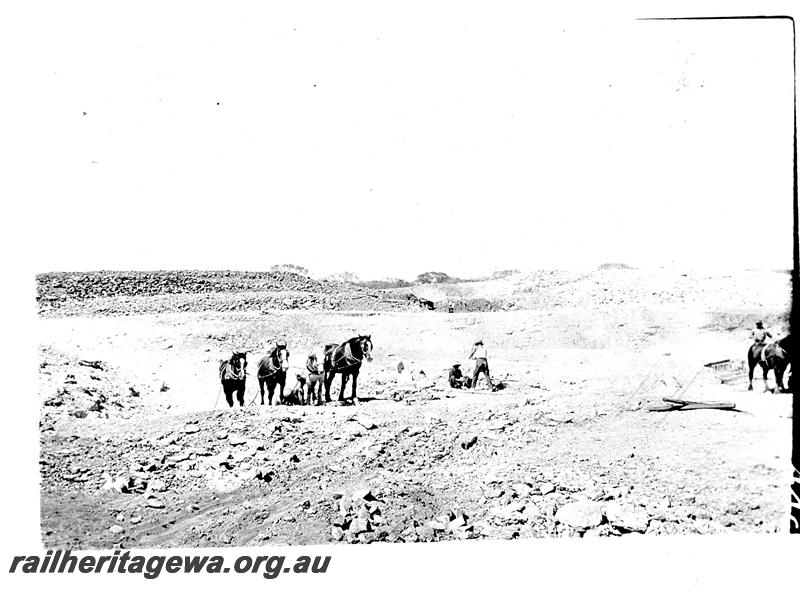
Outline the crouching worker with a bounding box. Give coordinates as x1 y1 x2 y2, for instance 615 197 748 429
283 375 306 406
448 363 471 389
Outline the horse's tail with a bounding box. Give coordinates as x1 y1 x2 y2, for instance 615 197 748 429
777 334 791 356
256 356 269 379
213 381 223 409
323 343 337 371
219 360 228 381
747 343 761 365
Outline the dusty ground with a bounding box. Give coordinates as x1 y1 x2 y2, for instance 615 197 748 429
37 268 793 548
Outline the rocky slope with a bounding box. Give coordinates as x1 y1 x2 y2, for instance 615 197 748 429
40 375 787 548
36 271 412 316
37 267 792 320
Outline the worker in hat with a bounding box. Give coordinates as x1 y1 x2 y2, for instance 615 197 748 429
448 362 470 389
469 339 494 390
284 374 306 406
306 352 324 405
751 321 773 344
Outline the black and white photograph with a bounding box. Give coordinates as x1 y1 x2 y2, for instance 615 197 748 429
3 1 799 587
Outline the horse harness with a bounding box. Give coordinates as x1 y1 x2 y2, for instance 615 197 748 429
330 341 362 370
260 348 286 378
220 359 246 381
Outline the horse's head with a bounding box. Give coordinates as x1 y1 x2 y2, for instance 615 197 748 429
358 334 373 362
230 351 248 376
274 342 290 372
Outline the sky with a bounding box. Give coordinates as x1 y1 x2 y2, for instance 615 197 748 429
5 2 796 280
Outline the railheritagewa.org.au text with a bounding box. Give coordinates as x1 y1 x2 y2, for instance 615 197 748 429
9 549 331 580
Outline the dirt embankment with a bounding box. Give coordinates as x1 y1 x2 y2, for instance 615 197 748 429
37 271 414 316
400 268 792 319
37 268 792 321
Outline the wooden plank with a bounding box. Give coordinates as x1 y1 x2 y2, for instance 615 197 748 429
678 402 736 411
663 397 697 405
652 398 737 412
704 359 731 368
720 374 748 384
649 404 680 412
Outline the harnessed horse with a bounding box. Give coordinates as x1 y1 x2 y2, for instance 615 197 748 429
257 344 290 405
323 335 373 403
219 352 248 407
747 335 791 393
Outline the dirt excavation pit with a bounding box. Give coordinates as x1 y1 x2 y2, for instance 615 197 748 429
37 268 792 547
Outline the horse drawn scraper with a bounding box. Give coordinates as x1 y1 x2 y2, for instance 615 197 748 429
703 359 747 385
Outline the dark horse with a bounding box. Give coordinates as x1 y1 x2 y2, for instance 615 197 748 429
323 335 373 403
747 334 791 393
257 343 290 405
219 352 248 407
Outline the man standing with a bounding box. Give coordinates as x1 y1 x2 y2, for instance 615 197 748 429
306 353 324 405
751 321 773 344
469 339 494 390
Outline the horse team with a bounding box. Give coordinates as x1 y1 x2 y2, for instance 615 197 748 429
220 331 790 409
218 335 373 408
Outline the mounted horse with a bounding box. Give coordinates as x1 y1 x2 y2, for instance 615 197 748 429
219 351 248 407
257 343 290 405
323 335 373 403
747 334 791 393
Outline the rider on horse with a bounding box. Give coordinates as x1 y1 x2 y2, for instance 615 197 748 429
751 321 773 344
747 323 789 393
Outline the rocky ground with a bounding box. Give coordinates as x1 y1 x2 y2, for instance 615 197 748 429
37 270 413 316
37 268 793 548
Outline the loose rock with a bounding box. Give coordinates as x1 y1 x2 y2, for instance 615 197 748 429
555 501 604 530
146 497 165 509
604 501 650 533
457 433 478 450
148 479 167 492
539 482 556 495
